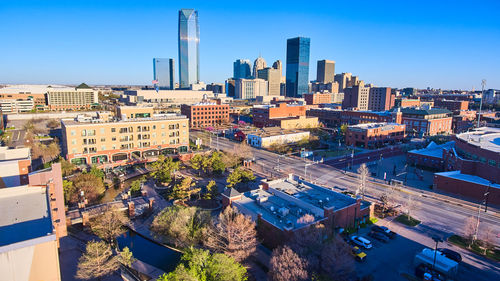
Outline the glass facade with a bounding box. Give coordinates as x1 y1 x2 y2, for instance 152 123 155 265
178 9 200 89
153 58 175 90
233 59 251 79
285 37 310 97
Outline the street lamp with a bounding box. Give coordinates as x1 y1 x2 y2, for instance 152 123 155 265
432 236 443 271
474 183 492 241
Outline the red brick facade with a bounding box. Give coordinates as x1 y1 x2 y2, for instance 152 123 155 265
434 173 500 206
253 103 307 128
304 93 332 105
434 99 469 112
181 103 230 129
346 123 406 148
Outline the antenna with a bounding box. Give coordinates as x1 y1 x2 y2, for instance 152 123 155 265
477 79 487 128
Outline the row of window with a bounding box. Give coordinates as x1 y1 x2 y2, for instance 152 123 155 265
72 138 184 154
70 123 185 136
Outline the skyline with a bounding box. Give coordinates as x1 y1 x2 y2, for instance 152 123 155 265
1 0 500 90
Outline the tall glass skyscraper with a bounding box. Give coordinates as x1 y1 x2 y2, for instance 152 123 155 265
153 58 175 90
178 9 199 89
285 37 310 97
233 59 251 79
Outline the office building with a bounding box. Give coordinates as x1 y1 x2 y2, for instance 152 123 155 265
0 98 35 113
399 108 453 136
310 81 340 94
368 87 395 111
286 37 310 98
316 60 335 83
433 99 469 112
342 82 371 110
307 108 402 128
334 73 352 92
272 60 285 83
61 111 189 167
123 89 217 106
226 79 236 97
47 84 98 111
223 174 371 248
304 92 333 105
234 78 268 99
181 101 230 128
233 59 252 79
178 9 200 88
206 83 225 94
252 56 267 78
257 67 281 96
153 58 175 90
346 122 406 148
252 103 318 129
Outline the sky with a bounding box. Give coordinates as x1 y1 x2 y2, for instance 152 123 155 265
1 0 499 90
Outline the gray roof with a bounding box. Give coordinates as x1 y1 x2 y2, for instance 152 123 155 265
0 186 53 247
222 188 241 198
399 108 452 115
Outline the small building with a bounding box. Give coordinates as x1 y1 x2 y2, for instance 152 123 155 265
222 174 371 248
246 128 309 148
252 103 307 128
407 141 455 170
116 105 154 119
0 147 32 188
346 122 406 148
180 101 230 129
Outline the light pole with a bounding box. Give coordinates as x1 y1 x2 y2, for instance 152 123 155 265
350 149 354 170
474 185 491 241
477 79 486 128
432 236 443 271
304 163 313 182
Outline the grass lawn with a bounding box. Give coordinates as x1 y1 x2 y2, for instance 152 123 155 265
448 235 500 262
395 214 421 227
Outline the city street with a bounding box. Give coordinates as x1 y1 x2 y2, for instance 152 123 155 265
192 132 500 247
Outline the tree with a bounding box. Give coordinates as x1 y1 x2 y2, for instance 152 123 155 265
151 206 209 248
76 241 119 280
72 173 106 203
89 206 130 244
63 179 77 204
204 206 258 262
269 245 308 281
88 165 105 179
204 180 218 200
190 154 210 176
119 247 136 268
226 167 256 188
169 177 200 202
402 194 420 221
221 152 240 169
47 119 60 129
483 226 496 255
150 155 180 184
158 247 247 281
233 142 253 160
60 157 77 177
464 216 477 248
357 163 369 200
210 151 226 175
31 141 61 164
319 236 355 281
340 124 348 135
129 176 145 196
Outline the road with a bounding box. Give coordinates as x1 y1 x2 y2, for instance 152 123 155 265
192 131 500 245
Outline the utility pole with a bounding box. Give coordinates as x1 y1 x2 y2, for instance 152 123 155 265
432 236 443 271
477 79 486 128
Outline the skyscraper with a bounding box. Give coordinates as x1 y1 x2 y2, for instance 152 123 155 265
233 59 252 79
153 58 175 90
317 60 335 83
286 37 310 97
178 9 200 89
252 56 267 78
257 67 281 96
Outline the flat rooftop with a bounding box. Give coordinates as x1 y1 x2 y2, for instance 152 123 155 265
456 127 500 153
0 147 30 161
436 171 500 189
268 176 357 210
348 122 403 131
247 128 308 138
0 185 54 246
62 113 187 126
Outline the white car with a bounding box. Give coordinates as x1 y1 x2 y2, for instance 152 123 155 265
351 236 373 249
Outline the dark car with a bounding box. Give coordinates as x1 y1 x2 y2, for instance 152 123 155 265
438 248 462 263
368 231 389 243
371 225 397 239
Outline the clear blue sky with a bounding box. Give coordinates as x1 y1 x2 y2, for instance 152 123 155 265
1 0 499 90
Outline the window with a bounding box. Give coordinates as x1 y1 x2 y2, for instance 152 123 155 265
72 139 76 145
81 130 87 136
111 128 116 132
101 138 105 142
100 128 105 134
71 130 76 136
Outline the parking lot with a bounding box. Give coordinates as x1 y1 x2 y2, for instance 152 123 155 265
348 219 500 281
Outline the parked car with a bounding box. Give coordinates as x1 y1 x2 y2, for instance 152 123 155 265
371 225 397 239
368 231 389 243
351 236 372 249
351 246 367 262
437 248 462 263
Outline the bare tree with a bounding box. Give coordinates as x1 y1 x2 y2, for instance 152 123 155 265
233 141 253 160
269 245 309 281
76 241 119 280
296 214 315 225
320 236 355 281
464 216 477 248
204 206 258 262
357 164 369 200
402 194 420 220
482 226 496 255
89 206 130 244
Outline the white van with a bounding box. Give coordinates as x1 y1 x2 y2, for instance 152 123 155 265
351 236 373 249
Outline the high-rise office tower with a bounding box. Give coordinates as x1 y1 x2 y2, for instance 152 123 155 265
286 37 310 97
233 59 252 79
272 60 285 83
252 56 267 78
178 9 200 89
342 81 370 110
334 72 352 92
317 60 335 83
153 58 175 90
257 67 281 96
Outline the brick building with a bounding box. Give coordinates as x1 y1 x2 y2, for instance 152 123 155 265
399 108 452 137
223 174 371 248
346 123 406 148
434 99 469 112
252 103 307 128
307 108 402 128
0 147 31 187
304 92 333 105
407 141 455 170
180 101 230 128
368 87 395 111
